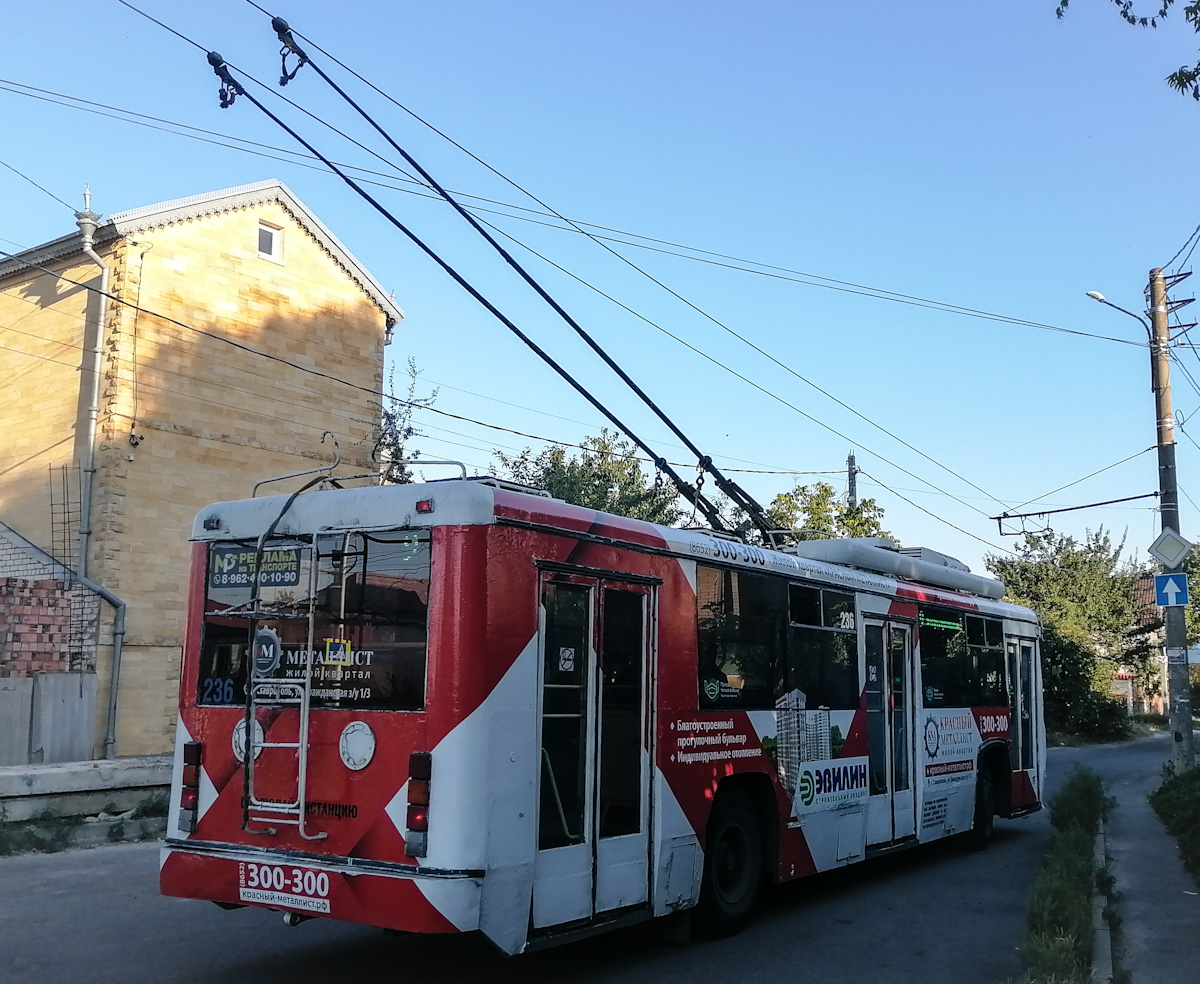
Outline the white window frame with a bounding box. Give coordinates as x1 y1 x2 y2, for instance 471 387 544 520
257 221 284 264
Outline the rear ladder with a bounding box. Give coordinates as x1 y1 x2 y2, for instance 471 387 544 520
241 535 326 841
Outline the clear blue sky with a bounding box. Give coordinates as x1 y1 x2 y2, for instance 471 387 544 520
3 0 1199 574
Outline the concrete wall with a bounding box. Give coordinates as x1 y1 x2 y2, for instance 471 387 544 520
29 671 97 764
0 753 170 821
0 677 33 767
0 673 97 766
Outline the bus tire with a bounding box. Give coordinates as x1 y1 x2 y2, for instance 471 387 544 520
966 769 994 852
693 792 763 938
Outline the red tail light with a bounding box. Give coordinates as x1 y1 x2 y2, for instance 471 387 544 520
406 752 431 856
179 741 203 834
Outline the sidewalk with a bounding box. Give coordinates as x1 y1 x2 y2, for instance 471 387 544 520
1102 734 1200 984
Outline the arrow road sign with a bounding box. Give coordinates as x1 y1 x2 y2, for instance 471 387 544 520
1155 573 1189 608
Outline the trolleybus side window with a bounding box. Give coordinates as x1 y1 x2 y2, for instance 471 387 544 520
696 570 859 711
918 607 1006 707
696 566 785 709
786 585 859 710
198 530 431 711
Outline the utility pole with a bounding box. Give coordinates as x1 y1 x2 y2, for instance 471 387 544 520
847 452 859 511
1149 266 1196 773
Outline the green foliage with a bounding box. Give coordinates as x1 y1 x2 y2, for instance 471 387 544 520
1056 1 1200 101
131 792 169 819
761 480 890 541
986 530 1151 738
1050 766 1113 838
726 479 888 545
493 429 682 525
375 358 438 484
1022 767 1112 983
1149 764 1200 886
0 809 77 856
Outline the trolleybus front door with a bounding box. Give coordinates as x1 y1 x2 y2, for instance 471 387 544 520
532 574 653 929
865 620 916 845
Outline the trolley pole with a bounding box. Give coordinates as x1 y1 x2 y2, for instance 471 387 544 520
1149 267 1196 773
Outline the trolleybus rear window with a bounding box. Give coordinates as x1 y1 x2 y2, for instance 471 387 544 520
197 530 430 711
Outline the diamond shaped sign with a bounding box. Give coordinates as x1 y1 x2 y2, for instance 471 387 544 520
1149 528 1193 569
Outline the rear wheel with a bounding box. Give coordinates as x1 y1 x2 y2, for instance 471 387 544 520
693 793 763 938
966 769 994 852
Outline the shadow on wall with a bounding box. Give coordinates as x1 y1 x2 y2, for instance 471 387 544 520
2 297 389 758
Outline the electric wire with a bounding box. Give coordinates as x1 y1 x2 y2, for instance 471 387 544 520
1004 446 1156 515
478 214 1002 518
0 74 1052 516
238 0 1139 352
857 469 1012 555
198 56 731 532
239 4 1119 514
1166 222 1200 271
0 77 1142 351
0 156 75 211
254 15 769 531
24 7 1131 537
0 242 812 482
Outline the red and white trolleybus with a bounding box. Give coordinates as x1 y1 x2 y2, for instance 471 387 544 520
160 474 1044 952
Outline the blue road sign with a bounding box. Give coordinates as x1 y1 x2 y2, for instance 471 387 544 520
1154 573 1189 608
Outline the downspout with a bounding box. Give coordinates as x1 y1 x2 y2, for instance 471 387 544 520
80 575 127 760
75 187 108 580
73 189 125 758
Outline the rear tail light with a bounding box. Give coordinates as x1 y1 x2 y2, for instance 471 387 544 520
406 752 432 856
178 741 203 834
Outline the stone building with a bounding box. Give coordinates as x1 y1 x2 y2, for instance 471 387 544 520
0 179 402 759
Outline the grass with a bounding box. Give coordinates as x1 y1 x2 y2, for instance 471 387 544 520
1149 764 1200 888
1021 766 1113 984
131 791 169 819
0 808 77 857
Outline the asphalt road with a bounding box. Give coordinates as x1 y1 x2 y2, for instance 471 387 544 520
7 739 1174 984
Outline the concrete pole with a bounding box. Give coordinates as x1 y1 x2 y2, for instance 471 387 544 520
1149 267 1195 772
847 452 858 511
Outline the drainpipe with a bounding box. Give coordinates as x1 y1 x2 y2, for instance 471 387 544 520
75 187 108 579
74 189 125 757
76 573 128 760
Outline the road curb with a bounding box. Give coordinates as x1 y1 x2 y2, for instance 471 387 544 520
1092 818 1113 983
2 815 166 855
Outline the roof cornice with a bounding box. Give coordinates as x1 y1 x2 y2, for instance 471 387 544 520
0 179 403 325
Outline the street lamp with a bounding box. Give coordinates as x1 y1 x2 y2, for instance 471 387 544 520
1088 279 1195 772
1085 290 1152 339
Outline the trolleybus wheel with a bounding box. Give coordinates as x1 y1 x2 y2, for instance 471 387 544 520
693 792 763 938
966 769 994 852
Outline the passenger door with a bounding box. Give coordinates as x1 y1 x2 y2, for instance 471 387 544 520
531 572 655 928
865 620 916 844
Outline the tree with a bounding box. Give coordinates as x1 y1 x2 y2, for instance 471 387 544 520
374 358 438 484
1056 1 1200 100
493 429 682 525
760 480 890 541
985 528 1156 736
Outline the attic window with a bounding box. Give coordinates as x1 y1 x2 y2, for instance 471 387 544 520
258 222 283 262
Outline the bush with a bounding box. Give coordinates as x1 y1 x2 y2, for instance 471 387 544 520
1050 767 1112 839
1149 766 1200 887
1022 767 1112 984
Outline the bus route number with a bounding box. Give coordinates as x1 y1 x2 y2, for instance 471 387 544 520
242 862 330 899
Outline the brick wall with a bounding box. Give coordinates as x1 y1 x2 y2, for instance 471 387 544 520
0 578 73 677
